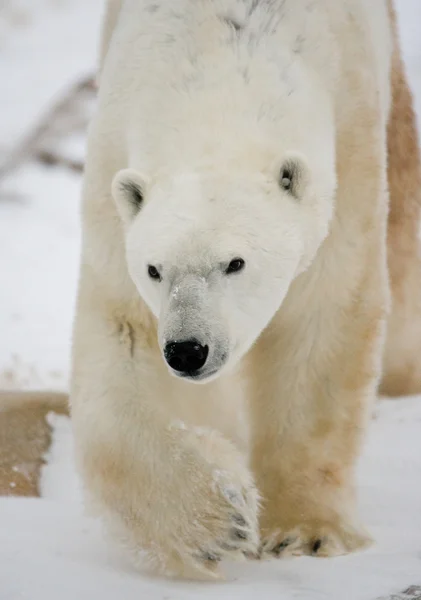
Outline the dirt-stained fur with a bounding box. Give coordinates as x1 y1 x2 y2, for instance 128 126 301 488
380 0 421 397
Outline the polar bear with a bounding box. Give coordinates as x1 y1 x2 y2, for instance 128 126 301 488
71 0 420 580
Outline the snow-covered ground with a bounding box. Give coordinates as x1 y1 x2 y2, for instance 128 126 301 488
1 1 421 598
1 400 421 599
0 0 103 390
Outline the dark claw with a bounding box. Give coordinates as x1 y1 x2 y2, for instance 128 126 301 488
232 514 247 527
244 550 260 560
201 551 221 562
311 539 322 554
272 537 295 556
231 528 248 541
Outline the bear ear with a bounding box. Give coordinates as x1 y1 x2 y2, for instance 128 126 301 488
112 169 147 223
278 153 310 200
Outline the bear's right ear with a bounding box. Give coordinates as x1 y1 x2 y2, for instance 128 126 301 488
111 169 147 224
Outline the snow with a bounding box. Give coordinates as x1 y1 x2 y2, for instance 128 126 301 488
1 0 421 598
40 412 82 504
0 0 103 149
1 399 421 599
0 0 103 390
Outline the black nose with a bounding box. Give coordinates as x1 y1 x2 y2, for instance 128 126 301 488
164 339 209 375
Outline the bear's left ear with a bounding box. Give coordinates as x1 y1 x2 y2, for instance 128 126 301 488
112 168 148 224
277 153 310 201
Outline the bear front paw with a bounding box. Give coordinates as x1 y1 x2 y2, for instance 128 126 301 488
177 436 260 578
148 425 260 579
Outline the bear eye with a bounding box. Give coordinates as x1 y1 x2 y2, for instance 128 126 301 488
148 265 162 281
225 258 245 275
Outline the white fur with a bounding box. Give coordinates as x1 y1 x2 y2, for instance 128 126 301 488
72 0 393 580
